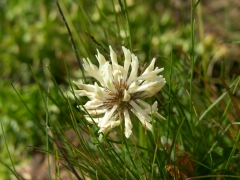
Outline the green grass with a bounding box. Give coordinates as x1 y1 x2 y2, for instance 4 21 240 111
1 0 240 179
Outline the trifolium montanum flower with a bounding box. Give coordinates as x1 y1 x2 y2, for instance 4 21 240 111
74 46 166 139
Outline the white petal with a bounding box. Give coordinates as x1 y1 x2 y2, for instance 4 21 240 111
151 101 159 112
84 58 99 74
83 58 104 85
94 82 109 99
124 108 132 138
142 58 156 74
96 49 106 68
109 46 118 65
109 46 124 73
141 75 165 86
84 116 100 124
98 114 119 134
122 46 131 80
73 81 95 92
130 106 152 131
75 90 106 102
122 89 131 101
113 70 122 82
83 99 103 110
135 100 165 120
127 54 139 85
136 81 159 92
153 112 166 120
74 90 94 97
98 120 120 135
98 104 118 127
86 109 107 116
103 64 118 93
136 68 164 81
135 99 151 110
129 100 152 123
139 78 166 98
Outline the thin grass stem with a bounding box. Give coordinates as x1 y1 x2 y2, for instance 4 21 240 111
0 123 19 179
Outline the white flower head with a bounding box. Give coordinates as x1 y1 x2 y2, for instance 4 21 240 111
74 46 166 139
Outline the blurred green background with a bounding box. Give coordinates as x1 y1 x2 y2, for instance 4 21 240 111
1 0 239 179
0 0 75 178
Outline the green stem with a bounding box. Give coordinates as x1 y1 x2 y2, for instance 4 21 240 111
1 123 19 179
190 0 197 122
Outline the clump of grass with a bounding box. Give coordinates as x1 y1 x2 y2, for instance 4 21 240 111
1 0 240 179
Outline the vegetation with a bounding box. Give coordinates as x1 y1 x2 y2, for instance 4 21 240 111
1 0 239 179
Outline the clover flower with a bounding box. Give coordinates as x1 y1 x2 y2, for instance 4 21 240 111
74 46 166 138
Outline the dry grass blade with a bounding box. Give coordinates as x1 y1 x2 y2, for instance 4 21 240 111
220 77 240 121
179 48 236 124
